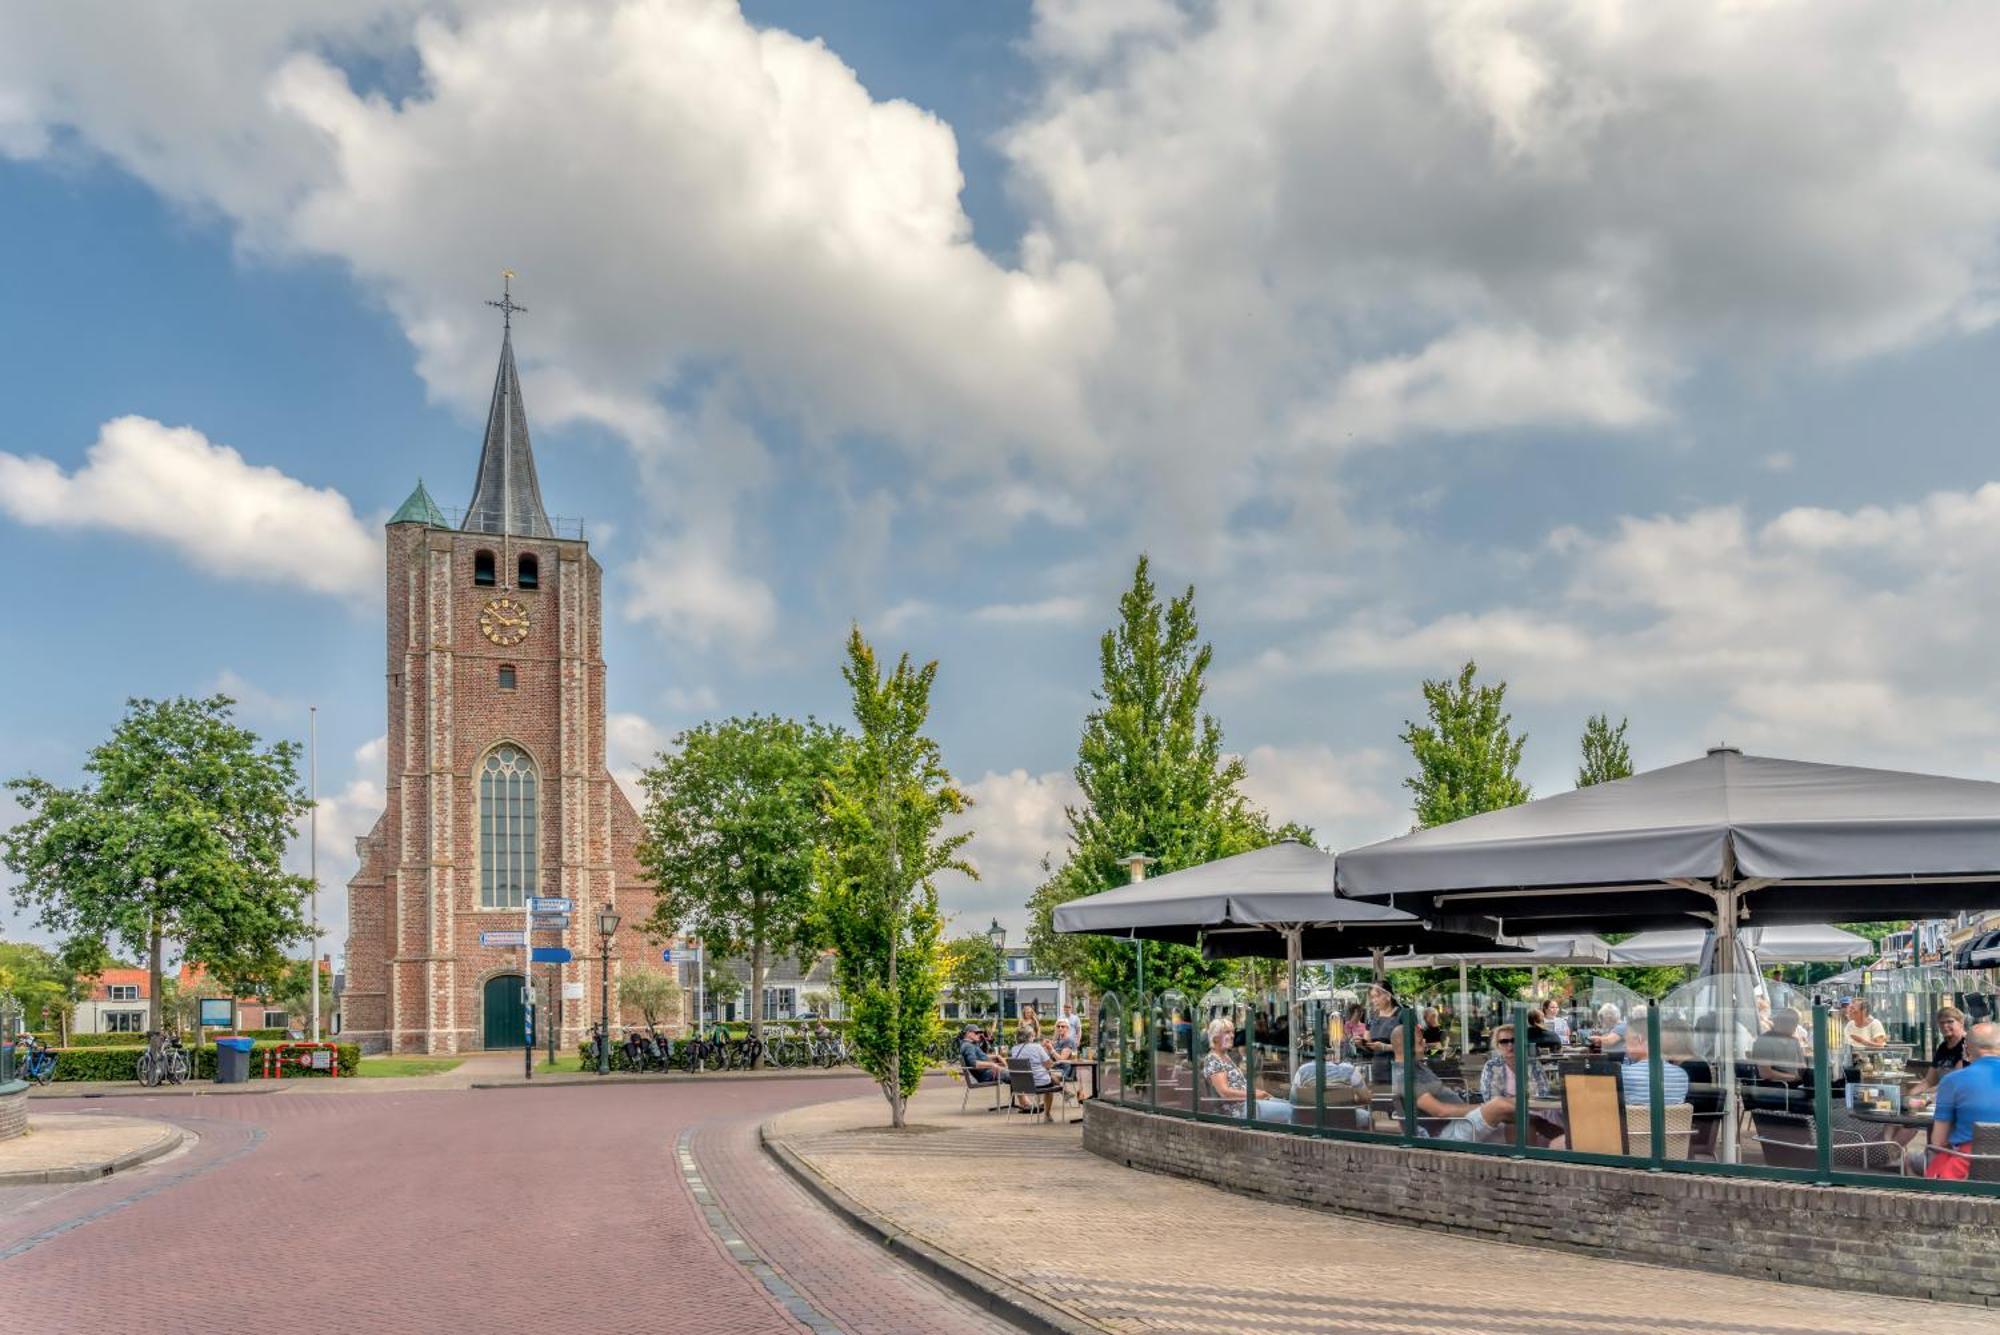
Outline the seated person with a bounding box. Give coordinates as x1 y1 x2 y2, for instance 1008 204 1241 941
1912 1007 1971 1107
1659 1017 1722 1114
1479 1025 1551 1102
1616 1017 1690 1106
1910 1021 2000 1175
1842 997 1888 1059
1008 1027 1065 1122
1050 1018 1081 1087
1749 1007 1806 1085
1419 1007 1446 1049
1543 999 1572 1046
958 1025 1008 1088
1590 1003 1627 1053
1388 1023 1514 1143
1289 1052 1365 1105
1201 1017 1292 1121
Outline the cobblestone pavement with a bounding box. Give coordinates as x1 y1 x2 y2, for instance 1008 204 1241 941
0 1076 996 1334
0 1113 179 1180
768 1088 2000 1335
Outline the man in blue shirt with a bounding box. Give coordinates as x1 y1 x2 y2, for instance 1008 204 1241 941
1617 1013 1690 1106
1922 1021 2000 1172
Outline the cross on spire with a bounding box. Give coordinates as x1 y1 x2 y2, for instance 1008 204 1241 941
485 269 528 331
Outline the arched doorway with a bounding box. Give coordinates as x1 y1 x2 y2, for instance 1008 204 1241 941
483 973 527 1050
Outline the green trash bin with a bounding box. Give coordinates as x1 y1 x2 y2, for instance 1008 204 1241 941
215 1036 255 1084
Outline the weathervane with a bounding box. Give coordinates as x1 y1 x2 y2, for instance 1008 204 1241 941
486 268 527 330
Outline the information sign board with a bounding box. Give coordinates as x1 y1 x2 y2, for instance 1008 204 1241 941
526 896 574 913
480 929 526 948
198 997 234 1028
530 946 573 964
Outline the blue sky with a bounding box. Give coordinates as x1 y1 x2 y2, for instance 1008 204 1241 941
7 1 2000 961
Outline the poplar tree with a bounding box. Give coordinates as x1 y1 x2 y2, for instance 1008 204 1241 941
2 695 312 1032
812 629 973 1128
1027 556 1305 1006
1400 661 1530 829
1577 713 1634 788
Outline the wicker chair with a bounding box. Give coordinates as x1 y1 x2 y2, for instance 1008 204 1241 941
1748 1109 1902 1174
1623 1103 1694 1160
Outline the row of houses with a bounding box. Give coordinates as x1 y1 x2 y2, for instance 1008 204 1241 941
674 946 1070 1028
72 957 336 1036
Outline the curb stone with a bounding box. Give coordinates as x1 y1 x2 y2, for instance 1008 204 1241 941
470 1068 947 1091
758 1118 1104 1335
0 1124 188 1186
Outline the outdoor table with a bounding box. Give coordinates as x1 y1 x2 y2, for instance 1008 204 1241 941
1066 1057 1098 1101
1851 1107 1934 1131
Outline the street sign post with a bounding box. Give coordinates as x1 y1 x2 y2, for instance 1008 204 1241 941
481 930 526 948
532 913 570 931
531 946 573 964
527 896 574 914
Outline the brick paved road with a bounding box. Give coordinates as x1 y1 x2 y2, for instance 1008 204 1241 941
0 1078 1005 1335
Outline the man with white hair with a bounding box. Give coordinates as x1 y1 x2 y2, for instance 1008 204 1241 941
1915 1020 2000 1177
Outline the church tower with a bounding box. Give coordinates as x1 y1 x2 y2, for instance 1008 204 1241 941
342 289 655 1054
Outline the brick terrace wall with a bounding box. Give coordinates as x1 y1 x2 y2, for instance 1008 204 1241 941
0 1085 26 1141
1084 1101 2000 1309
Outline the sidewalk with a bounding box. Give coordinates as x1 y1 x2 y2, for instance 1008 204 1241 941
764 1087 2000 1335
0 1112 184 1184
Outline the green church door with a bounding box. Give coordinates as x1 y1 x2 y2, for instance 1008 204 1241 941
483 974 527 1050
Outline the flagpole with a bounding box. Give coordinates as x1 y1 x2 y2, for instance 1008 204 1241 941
309 705 321 1043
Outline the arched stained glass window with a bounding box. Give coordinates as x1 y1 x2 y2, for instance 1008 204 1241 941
479 745 538 908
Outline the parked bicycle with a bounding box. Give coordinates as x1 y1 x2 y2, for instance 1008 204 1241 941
136 1030 189 1088
13 1034 57 1086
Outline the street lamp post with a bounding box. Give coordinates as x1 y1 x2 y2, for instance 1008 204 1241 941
1121 853 1156 997
986 918 1007 1044
596 903 620 1076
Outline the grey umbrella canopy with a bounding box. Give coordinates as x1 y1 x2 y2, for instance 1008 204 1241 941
1609 924 1868 967
1337 748 2000 934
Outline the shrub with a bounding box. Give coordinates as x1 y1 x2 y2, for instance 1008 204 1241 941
33 1041 359 1082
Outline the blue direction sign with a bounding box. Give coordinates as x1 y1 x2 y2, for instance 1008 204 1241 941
661 948 684 963
531 946 573 964
480 929 526 948
526 896 574 913
531 913 570 931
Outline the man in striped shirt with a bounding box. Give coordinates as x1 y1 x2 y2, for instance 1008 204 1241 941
1618 1011 1690 1106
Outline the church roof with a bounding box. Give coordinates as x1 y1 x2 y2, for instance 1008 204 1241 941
461 329 555 539
388 479 450 528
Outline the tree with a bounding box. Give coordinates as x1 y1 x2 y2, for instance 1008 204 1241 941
637 715 847 1065
811 628 973 1128
1027 556 1306 1007
1400 661 1530 829
270 956 333 1027
3 696 313 1031
618 966 684 1028
1577 713 1633 788
0 941 81 1037
940 933 1004 1019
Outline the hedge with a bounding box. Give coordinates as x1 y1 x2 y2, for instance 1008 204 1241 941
37 1027 299 1049
31 1041 359 1082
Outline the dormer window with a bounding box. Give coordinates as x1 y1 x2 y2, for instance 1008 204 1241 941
474 550 497 587
517 553 539 590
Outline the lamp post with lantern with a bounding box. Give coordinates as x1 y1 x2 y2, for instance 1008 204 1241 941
596 903 620 1076
986 917 1007 1046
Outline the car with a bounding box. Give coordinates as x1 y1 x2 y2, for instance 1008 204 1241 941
1968 929 2000 969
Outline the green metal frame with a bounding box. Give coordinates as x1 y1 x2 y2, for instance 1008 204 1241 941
1091 991 2000 1199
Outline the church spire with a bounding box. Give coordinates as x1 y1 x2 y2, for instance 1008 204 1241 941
462 272 554 539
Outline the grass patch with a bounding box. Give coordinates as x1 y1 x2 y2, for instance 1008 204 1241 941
354 1055 464 1078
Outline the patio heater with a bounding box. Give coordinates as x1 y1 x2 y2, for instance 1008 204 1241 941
596 903 620 1076
986 918 1007 1041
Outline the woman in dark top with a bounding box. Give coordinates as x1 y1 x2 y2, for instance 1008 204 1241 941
1914 1007 1970 1104
1363 984 1400 1082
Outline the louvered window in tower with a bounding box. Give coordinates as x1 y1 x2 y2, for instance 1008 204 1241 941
517 553 539 589
479 746 539 909
474 550 497 587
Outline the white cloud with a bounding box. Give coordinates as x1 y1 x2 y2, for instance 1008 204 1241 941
621 536 778 653
1238 744 1402 850
0 416 376 596
1275 482 2000 766
607 710 671 805
971 595 1091 625
661 685 719 714
936 767 1081 935
875 599 935 635
353 734 388 771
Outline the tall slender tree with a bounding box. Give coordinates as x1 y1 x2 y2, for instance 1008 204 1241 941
1028 556 1307 1007
1576 713 1634 788
812 628 973 1127
1400 661 1530 829
637 715 847 1063
3 695 312 1031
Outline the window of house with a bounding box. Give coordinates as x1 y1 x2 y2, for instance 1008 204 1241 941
107 984 139 1001
498 664 517 690
762 987 796 1021
517 553 539 589
106 1010 146 1033
1008 956 1029 975
264 1010 290 1030
478 745 539 908
474 549 497 587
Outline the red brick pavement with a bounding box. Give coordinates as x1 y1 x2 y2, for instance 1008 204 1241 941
0 1078 991 1335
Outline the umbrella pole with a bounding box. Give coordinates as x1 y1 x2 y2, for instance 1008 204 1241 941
1286 926 1302 1077
1713 880 1742 1165
1458 959 1470 1058
1371 947 1386 985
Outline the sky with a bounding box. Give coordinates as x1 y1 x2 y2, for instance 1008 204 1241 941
5 1 2000 965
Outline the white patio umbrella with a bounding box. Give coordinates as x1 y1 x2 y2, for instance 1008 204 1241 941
1609 924 1868 967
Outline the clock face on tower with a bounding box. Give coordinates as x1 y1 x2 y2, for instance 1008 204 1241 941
480 596 530 646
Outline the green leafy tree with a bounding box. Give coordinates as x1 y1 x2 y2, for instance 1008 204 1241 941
940 933 1005 1019
811 628 973 1128
1027 557 1306 1008
3 696 313 1031
618 967 684 1028
1577 713 1634 788
0 941 86 1036
637 714 847 1064
270 956 333 1028
1401 661 1531 829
